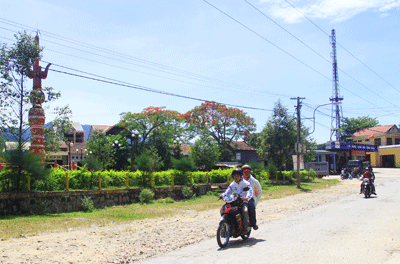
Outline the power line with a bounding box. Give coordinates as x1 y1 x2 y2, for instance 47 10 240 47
201 1 389 110
242 0 399 108
0 17 290 99
48 64 273 112
283 0 400 95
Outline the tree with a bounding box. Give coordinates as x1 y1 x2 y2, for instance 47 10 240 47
185 101 256 160
190 136 221 171
81 156 103 189
0 31 70 191
86 130 115 169
338 116 379 141
135 147 163 187
119 106 186 169
258 101 297 170
258 100 315 170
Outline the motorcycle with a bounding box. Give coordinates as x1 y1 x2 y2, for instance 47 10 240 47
350 167 361 180
341 168 352 180
217 187 251 248
361 178 372 198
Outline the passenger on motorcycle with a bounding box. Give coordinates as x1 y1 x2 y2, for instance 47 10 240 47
359 165 376 195
242 164 262 230
219 169 253 229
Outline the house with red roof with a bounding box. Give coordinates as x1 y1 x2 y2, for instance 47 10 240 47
349 125 400 168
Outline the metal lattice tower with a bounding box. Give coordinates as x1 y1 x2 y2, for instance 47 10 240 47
329 29 343 141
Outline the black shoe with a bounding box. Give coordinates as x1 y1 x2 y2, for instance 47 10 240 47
373 192 377 195
253 225 258 230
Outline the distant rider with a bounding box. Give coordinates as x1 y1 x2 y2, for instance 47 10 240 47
241 164 262 230
359 165 376 195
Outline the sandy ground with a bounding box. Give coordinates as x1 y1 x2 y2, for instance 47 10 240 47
0 177 359 264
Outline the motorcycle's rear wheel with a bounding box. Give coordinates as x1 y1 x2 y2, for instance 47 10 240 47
364 188 370 198
241 229 251 240
217 220 230 248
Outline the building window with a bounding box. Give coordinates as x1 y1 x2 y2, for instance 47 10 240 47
374 138 381 146
387 138 393 145
395 138 400 145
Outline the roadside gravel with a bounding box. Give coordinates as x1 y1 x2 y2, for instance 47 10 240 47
0 178 358 264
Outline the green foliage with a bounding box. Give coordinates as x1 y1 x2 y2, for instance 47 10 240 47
266 162 279 180
139 188 155 204
171 157 196 172
135 147 163 187
258 100 297 169
338 116 379 142
157 197 175 203
181 186 193 199
308 168 317 179
81 196 95 212
1 150 50 192
190 136 221 170
207 168 232 183
118 106 187 170
86 131 130 170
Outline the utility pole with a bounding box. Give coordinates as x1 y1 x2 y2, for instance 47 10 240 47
291 97 305 188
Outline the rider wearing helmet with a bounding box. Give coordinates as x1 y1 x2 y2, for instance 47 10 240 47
359 165 376 195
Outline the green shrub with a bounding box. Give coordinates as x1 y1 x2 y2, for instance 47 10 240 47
266 162 278 179
182 186 193 199
81 196 95 212
139 188 155 204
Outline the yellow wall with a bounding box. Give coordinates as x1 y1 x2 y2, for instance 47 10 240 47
368 146 400 168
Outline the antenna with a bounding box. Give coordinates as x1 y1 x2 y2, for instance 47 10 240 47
329 29 343 141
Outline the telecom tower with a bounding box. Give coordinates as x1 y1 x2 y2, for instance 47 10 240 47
329 29 343 141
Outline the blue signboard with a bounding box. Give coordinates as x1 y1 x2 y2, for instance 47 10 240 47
325 141 379 152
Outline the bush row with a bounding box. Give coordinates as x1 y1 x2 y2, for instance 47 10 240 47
0 167 317 192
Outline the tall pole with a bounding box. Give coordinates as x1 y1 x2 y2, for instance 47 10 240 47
292 97 304 188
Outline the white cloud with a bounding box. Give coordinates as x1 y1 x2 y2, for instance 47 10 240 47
258 0 400 23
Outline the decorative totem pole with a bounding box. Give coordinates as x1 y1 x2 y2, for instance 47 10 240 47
28 35 51 160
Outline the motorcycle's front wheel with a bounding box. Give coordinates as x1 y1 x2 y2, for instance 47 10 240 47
217 220 230 248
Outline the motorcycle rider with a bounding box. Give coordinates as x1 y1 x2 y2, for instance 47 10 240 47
219 169 253 231
241 164 262 230
359 165 376 195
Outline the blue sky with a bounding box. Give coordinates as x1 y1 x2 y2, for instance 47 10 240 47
1 0 399 143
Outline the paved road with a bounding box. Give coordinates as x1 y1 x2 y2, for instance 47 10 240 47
141 168 400 264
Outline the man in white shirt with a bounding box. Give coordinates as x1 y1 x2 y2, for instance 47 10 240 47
242 164 263 230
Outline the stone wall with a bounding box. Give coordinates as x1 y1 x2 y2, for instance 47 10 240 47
0 184 211 215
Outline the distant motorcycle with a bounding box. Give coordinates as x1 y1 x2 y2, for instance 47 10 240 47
216 187 251 248
351 167 361 180
341 168 352 180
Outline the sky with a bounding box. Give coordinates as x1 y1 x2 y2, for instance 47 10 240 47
1 0 399 143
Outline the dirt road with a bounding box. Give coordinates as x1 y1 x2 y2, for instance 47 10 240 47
141 168 400 264
1 169 398 263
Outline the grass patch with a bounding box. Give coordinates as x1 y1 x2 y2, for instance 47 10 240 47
0 178 340 240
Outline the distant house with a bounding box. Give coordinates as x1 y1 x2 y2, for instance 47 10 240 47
350 124 400 146
350 125 400 168
230 141 260 165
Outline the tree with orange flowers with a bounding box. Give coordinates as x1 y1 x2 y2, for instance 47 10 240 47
185 101 256 160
